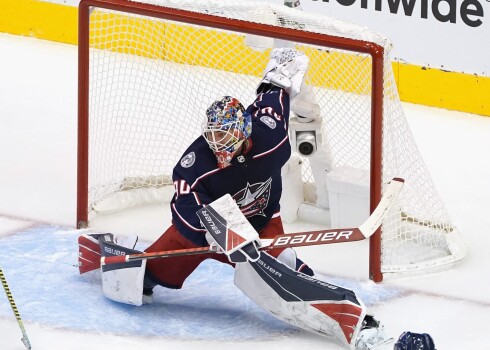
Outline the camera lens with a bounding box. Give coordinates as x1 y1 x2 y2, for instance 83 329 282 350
296 131 316 156
298 141 314 155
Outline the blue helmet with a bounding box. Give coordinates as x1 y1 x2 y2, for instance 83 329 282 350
394 331 436 350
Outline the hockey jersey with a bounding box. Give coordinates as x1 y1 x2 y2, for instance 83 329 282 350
171 87 291 247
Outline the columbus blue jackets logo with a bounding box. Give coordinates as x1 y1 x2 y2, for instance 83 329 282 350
233 178 272 217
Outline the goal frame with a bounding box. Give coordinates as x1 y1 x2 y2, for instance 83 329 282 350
77 0 386 281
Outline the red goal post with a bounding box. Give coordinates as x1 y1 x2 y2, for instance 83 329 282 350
77 0 465 282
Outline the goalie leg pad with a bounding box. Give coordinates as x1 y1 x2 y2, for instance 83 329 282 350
234 252 366 348
78 233 106 282
78 233 138 280
99 234 147 306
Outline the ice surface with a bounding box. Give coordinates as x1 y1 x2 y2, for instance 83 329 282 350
1 33 490 349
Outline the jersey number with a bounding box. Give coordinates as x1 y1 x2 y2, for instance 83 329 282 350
173 180 191 199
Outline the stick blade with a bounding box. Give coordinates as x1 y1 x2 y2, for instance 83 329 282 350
358 177 404 238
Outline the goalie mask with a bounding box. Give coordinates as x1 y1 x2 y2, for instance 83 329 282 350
203 96 252 169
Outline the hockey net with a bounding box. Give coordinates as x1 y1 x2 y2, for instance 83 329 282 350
77 0 466 280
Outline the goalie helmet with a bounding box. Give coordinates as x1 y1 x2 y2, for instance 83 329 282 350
394 331 436 350
203 96 252 168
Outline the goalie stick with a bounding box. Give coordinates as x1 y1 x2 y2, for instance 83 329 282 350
0 267 32 350
101 178 404 265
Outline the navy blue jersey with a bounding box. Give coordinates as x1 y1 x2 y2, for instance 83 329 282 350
171 87 291 247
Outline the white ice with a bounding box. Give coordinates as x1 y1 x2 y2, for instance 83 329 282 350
1 33 490 350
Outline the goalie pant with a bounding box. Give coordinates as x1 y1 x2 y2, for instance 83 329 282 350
235 251 366 349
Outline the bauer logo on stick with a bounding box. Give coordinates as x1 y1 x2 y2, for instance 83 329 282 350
272 230 356 247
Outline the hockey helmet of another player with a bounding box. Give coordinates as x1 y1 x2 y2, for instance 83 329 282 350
394 331 436 350
203 96 252 168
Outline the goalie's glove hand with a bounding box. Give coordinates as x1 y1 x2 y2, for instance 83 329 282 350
205 231 261 263
257 48 309 100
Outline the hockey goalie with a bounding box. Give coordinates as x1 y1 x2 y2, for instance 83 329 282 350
78 47 392 349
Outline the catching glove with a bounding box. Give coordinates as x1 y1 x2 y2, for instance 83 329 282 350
257 48 309 100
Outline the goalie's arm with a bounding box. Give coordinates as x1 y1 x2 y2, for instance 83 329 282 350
170 177 216 246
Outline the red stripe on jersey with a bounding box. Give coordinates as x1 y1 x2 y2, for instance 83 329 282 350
191 168 221 189
193 192 201 205
254 93 263 108
172 203 207 232
279 89 284 116
242 208 261 216
252 135 289 159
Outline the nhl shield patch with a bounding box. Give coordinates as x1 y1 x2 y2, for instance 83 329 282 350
181 152 196 168
260 116 276 129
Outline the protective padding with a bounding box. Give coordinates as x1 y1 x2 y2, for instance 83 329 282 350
197 193 260 255
234 252 366 348
100 235 147 306
102 260 147 306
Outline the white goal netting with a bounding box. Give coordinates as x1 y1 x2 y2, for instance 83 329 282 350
80 0 466 277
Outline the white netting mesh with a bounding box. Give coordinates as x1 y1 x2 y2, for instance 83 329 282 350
83 0 465 275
